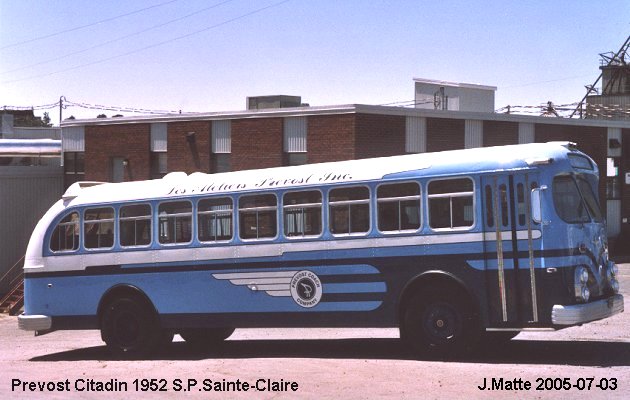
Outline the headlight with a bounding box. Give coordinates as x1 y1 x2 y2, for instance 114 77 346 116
606 262 620 294
574 266 590 302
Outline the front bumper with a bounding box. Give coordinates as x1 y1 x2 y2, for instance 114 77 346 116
18 314 52 331
552 294 624 326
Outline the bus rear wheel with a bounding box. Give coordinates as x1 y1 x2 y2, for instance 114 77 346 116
179 327 235 349
101 297 160 356
402 289 479 356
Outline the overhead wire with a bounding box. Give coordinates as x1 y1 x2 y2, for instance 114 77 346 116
1 0 293 85
0 0 237 75
0 0 182 50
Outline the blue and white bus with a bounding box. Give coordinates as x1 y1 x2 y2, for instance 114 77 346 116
18 142 623 355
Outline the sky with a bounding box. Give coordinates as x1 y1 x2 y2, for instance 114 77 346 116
1 0 628 126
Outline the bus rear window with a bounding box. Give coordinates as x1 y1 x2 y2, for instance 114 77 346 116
50 212 79 252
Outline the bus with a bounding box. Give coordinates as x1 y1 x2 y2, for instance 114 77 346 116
18 142 623 355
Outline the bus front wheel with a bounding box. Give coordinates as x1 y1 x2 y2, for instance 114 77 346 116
101 296 160 356
402 289 479 356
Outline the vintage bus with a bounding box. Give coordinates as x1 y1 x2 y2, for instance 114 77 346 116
18 142 623 355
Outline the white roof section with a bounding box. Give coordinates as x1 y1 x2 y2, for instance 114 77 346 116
61 142 575 207
413 78 497 91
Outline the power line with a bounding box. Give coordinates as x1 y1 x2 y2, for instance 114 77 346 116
2 0 293 85
0 0 182 50
0 0 236 75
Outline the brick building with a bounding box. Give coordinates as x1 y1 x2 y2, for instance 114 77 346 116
61 103 630 249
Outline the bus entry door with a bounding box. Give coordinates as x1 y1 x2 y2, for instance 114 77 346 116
482 174 540 327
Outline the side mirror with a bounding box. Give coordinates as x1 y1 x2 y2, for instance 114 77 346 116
531 185 548 224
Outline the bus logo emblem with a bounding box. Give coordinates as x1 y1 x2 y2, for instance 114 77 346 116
290 270 322 308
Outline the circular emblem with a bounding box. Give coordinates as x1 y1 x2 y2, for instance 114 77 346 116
290 270 322 308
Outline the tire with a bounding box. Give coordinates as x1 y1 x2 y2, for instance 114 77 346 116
180 327 235 349
101 296 160 356
401 288 480 356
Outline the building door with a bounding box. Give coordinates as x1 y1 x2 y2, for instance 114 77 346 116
111 157 125 183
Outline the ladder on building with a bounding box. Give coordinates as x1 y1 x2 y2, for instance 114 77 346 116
0 256 25 315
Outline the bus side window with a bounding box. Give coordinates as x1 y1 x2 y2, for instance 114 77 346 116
198 197 233 242
485 185 494 227
283 191 322 238
120 204 152 247
158 201 193 244
50 212 80 252
239 194 277 240
428 178 474 229
329 186 370 235
84 207 115 249
377 182 421 232
517 183 526 226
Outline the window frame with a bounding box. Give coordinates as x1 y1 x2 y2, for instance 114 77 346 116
427 177 476 231
238 193 279 241
197 196 234 243
328 185 372 237
83 207 116 251
282 189 324 239
119 203 153 248
375 181 422 234
157 200 194 246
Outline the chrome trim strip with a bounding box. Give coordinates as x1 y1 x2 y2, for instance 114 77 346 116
551 294 624 325
526 174 539 322
493 177 508 322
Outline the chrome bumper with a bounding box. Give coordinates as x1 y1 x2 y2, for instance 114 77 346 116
552 294 624 326
18 314 52 331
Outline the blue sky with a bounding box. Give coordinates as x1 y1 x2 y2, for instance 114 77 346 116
1 0 628 125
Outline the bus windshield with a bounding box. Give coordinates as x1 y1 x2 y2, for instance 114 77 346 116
552 175 603 223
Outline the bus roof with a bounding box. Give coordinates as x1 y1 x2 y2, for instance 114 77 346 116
62 142 583 206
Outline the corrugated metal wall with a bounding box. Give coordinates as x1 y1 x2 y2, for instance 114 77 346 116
150 123 167 152
405 116 426 153
464 120 483 148
283 117 307 152
212 120 231 153
62 126 85 151
0 167 63 294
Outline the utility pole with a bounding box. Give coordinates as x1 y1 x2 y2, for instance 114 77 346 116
59 96 66 167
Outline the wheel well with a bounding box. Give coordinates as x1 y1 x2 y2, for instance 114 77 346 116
398 272 478 325
97 285 158 328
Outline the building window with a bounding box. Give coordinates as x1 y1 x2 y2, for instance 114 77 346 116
158 201 193 244
212 153 231 173
84 207 115 249
329 186 370 235
377 182 421 232
428 178 474 229
64 152 85 188
283 190 322 237
151 152 167 179
198 197 233 242
239 194 277 240
119 204 152 247
284 152 307 166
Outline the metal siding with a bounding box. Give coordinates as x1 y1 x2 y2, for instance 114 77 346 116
283 117 307 152
464 119 483 148
405 116 426 153
0 168 63 293
150 123 167 152
518 122 535 144
212 120 231 153
62 126 85 151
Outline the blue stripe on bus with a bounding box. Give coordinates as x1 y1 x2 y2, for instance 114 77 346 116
323 282 386 294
